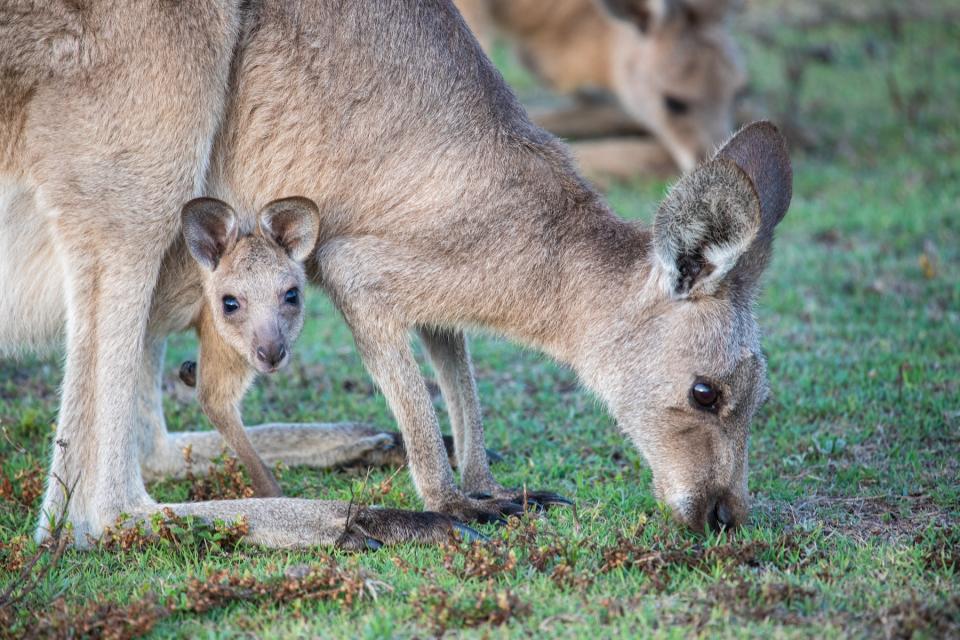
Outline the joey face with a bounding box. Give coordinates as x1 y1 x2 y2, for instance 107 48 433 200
208 236 306 373
182 197 321 375
590 122 791 532
600 0 747 172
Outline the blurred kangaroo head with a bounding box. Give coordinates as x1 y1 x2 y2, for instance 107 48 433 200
597 0 747 171
589 123 791 532
182 197 320 374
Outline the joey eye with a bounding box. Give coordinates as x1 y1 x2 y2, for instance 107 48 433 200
664 95 690 115
284 287 300 306
691 381 719 411
222 295 240 314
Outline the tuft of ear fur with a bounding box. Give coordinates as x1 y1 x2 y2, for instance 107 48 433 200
257 197 321 262
653 160 761 297
182 198 239 271
595 0 677 33
653 121 792 299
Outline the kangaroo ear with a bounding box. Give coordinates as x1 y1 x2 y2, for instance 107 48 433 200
258 197 321 262
595 0 677 32
653 121 792 299
182 198 238 271
715 120 792 240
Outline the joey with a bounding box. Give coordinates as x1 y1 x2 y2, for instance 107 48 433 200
179 196 321 498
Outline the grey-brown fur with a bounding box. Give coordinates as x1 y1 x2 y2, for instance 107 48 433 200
1 0 790 547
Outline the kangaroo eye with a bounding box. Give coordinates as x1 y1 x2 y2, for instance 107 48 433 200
284 288 300 306
664 95 690 115
691 381 719 410
222 295 240 314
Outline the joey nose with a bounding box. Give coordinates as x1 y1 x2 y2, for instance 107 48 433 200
256 342 287 369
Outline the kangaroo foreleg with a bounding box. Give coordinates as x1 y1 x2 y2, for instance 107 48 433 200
319 237 530 524
418 327 572 510
194 321 283 498
417 328 495 490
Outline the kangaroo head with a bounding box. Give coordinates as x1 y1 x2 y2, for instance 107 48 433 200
585 122 791 532
597 0 747 171
181 197 321 374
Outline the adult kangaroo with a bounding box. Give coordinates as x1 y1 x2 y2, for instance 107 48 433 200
0 0 790 547
455 0 748 173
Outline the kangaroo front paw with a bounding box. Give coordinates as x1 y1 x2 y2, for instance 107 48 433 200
335 507 484 551
463 486 575 514
461 480 575 512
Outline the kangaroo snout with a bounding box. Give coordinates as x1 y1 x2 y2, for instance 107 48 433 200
679 490 747 534
255 340 287 371
704 491 744 533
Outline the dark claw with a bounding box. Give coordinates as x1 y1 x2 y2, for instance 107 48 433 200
485 448 504 464
365 537 383 551
520 500 546 514
453 522 488 542
475 511 507 526
500 501 526 517
520 492 574 509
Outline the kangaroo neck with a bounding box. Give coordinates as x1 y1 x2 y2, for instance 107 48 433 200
482 176 650 367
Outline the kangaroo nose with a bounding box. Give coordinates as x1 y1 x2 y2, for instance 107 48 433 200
706 495 737 533
256 342 287 368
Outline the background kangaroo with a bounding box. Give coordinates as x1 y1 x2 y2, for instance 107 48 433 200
0 0 788 547
455 0 747 174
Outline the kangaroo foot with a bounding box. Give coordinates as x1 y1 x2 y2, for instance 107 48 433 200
336 507 485 551
506 489 573 510
150 498 484 550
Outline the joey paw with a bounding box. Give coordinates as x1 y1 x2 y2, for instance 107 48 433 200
179 360 197 387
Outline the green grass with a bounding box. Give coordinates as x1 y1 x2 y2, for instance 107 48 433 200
2 6 958 638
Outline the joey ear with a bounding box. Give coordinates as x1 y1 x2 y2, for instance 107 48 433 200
595 0 677 32
257 197 321 262
652 121 792 299
181 198 239 271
